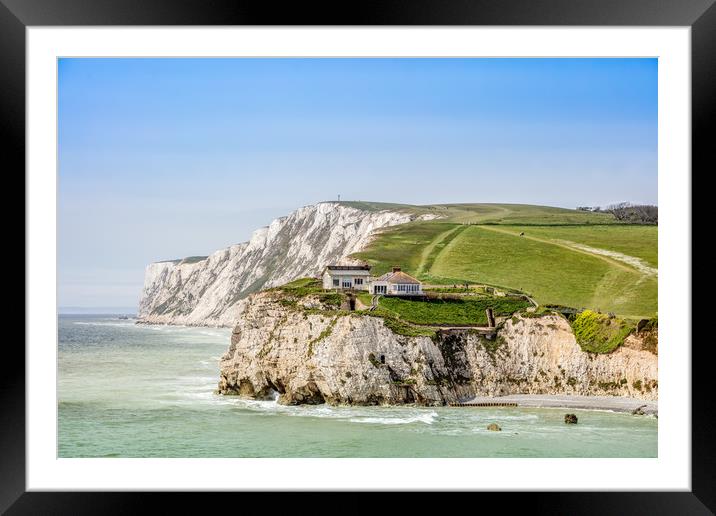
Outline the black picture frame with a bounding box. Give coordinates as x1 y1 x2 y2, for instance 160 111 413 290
4 0 713 511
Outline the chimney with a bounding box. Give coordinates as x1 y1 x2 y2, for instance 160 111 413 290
392 266 401 273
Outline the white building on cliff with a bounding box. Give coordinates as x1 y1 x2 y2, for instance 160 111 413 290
322 265 372 291
322 265 423 296
369 267 423 296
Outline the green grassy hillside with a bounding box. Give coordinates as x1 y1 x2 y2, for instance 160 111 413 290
494 225 657 267
350 203 657 319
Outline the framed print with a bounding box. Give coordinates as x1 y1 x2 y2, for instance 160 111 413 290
5 0 714 511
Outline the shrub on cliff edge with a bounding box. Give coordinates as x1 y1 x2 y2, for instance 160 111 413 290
570 310 634 354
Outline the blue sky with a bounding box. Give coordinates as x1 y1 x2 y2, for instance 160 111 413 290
58 58 657 309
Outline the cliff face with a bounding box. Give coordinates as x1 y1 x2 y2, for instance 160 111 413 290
138 202 431 327
217 292 658 405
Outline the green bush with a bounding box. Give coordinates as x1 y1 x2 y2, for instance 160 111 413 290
315 292 343 307
273 277 324 297
570 310 634 353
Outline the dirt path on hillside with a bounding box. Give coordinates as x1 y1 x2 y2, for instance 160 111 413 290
476 225 646 276
563 241 657 276
415 225 467 277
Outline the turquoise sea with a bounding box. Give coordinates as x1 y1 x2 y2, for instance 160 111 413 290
58 315 657 458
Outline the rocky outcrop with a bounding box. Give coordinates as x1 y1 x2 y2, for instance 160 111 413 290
624 327 658 355
138 202 434 327
217 292 658 406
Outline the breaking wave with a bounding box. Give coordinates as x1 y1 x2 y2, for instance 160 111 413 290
349 411 438 425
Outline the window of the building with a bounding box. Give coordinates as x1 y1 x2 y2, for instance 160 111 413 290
354 278 363 285
342 281 352 288
333 279 339 287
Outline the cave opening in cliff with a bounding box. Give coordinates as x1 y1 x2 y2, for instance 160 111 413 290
303 382 326 405
266 378 285 395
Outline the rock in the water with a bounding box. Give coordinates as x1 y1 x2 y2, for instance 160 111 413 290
564 414 578 424
632 405 647 415
487 423 501 431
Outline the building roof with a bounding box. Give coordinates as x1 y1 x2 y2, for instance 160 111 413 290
324 265 371 271
376 270 422 285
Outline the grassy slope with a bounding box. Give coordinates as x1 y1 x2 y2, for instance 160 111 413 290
430 203 619 225
432 226 657 318
350 204 657 319
494 224 657 267
352 222 457 276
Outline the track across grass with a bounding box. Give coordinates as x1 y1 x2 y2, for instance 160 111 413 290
490 224 657 268
431 225 656 318
352 222 457 277
414 225 467 277
351 205 657 318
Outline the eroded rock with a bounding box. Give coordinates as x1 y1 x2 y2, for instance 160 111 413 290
217 293 659 406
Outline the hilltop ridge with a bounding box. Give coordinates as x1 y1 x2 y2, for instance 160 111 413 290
337 201 623 225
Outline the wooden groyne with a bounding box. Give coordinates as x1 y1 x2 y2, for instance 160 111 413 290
449 402 519 408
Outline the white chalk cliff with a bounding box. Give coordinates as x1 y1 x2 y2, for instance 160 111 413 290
218 292 658 405
138 202 433 326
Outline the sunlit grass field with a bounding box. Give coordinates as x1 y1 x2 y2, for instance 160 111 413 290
351 204 657 319
488 224 657 268
376 295 530 326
